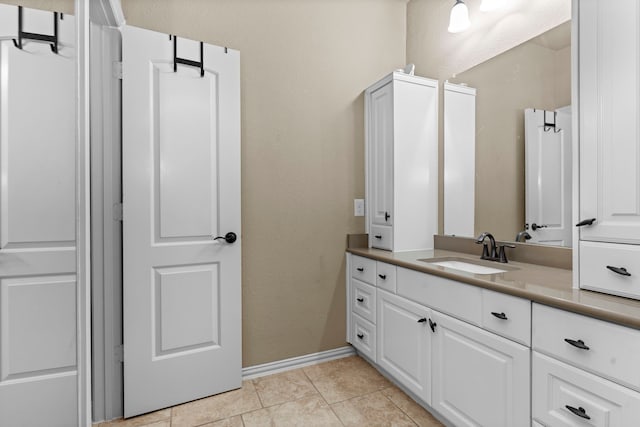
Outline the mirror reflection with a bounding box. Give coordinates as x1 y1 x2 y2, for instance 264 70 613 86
448 21 572 247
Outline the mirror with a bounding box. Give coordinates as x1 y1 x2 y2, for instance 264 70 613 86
448 21 572 247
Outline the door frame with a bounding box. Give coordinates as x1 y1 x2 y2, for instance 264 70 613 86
87 0 126 423
76 0 92 425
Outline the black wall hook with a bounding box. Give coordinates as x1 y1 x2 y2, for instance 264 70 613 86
13 6 59 54
173 35 204 77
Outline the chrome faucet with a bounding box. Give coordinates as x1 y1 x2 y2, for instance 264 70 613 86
476 232 516 263
515 231 532 242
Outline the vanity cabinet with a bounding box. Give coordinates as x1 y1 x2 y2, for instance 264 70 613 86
346 253 532 426
377 289 431 404
365 72 438 251
532 303 640 426
431 310 530 427
577 0 640 298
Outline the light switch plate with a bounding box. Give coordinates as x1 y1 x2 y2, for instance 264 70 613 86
354 199 365 216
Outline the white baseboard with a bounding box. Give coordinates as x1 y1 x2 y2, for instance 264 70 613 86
242 346 356 380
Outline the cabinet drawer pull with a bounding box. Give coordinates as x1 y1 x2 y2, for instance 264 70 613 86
356 297 364 303
356 267 364 272
491 312 508 320
378 274 387 280
565 405 591 420
564 338 590 350
357 333 364 340
428 318 437 332
606 265 631 276
385 211 390 221
417 317 427 323
374 235 382 239
576 218 596 227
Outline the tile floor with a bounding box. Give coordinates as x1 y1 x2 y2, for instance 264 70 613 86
94 355 445 427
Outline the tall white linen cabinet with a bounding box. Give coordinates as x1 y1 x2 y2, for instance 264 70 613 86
577 0 640 300
365 72 438 251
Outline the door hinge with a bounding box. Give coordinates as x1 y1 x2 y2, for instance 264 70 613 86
113 203 123 222
112 61 123 79
114 344 124 363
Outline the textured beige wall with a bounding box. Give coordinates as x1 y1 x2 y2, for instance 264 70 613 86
451 41 570 241
121 0 407 366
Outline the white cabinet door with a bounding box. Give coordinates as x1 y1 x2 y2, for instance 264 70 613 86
368 82 393 227
579 0 640 244
0 7 80 427
123 25 241 417
377 289 431 404
431 311 530 427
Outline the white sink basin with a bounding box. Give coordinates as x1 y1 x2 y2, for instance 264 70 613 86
429 260 507 275
418 257 518 275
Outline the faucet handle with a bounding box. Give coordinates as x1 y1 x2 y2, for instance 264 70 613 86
497 244 516 263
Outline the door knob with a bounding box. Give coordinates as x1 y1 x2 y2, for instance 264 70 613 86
531 223 548 231
213 232 237 243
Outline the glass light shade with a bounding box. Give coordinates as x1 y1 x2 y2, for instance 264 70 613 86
448 1 470 33
480 0 506 12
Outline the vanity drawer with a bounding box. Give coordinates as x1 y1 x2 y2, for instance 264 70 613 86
533 352 640 427
580 241 640 300
351 255 376 285
481 289 531 346
532 303 640 391
352 313 376 362
376 262 397 293
397 267 482 326
351 279 376 324
370 225 392 250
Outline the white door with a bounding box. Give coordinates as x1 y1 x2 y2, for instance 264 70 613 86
525 108 572 246
368 82 394 227
0 6 79 427
122 25 241 417
376 290 431 404
579 0 640 245
431 311 530 427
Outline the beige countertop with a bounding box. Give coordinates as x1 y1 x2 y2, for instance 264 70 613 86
347 247 640 330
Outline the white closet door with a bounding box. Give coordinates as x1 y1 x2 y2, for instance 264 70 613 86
0 6 79 427
122 25 241 417
525 108 572 246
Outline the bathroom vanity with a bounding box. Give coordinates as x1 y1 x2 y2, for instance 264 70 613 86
345 244 640 427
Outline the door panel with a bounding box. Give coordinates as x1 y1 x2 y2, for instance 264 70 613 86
0 6 78 427
579 0 640 244
525 108 572 247
369 83 393 227
123 25 241 417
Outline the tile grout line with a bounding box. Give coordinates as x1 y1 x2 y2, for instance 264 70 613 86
301 363 346 426
380 389 420 427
